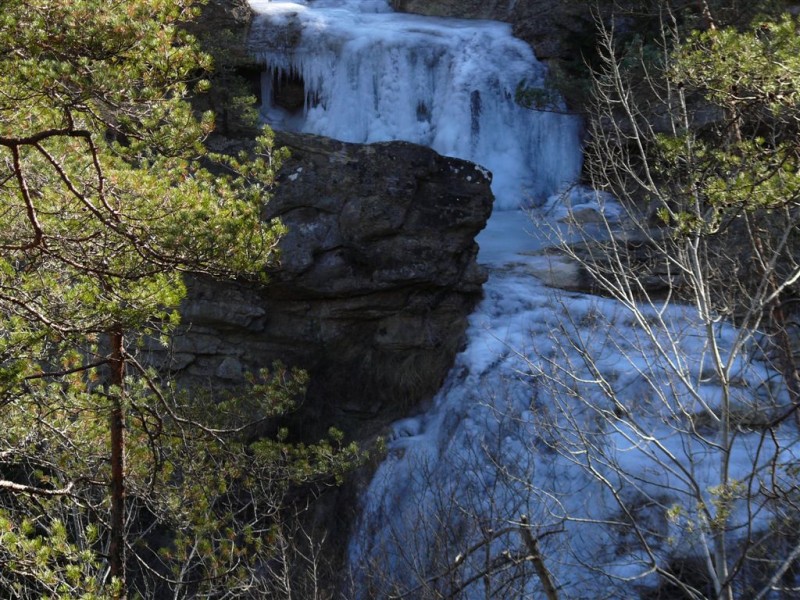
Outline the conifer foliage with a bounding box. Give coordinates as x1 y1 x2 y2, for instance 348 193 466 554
0 1 358 597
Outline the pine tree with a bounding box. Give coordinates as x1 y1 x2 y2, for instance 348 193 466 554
0 1 359 597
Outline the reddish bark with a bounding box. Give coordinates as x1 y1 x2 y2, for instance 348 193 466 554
109 327 127 599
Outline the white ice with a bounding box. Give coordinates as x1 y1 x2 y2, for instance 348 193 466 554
347 208 797 596
249 0 582 209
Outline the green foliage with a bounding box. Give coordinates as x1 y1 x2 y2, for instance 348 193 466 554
0 0 360 596
588 6 800 231
553 0 786 109
0 0 283 340
0 511 115 600
640 14 800 240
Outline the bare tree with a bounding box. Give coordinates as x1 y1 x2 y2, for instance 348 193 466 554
346 6 800 599
529 6 800 598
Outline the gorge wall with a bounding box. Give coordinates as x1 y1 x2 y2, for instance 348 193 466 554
149 132 492 438
176 0 586 439
389 0 593 62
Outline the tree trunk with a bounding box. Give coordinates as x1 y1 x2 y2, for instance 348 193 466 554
109 327 127 599
519 516 559 600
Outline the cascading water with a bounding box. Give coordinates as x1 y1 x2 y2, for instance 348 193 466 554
247 0 582 208
248 2 795 598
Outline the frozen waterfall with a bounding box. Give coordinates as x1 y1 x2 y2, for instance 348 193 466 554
248 0 582 209
247 1 797 598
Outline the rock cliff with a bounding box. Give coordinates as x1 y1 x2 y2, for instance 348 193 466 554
150 132 492 438
390 0 593 63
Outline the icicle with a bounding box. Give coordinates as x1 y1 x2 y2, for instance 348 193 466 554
249 0 582 209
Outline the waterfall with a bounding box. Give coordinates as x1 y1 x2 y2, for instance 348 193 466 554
247 2 792 598
248 0 582 209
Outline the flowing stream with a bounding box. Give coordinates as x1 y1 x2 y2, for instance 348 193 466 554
247 1 795 597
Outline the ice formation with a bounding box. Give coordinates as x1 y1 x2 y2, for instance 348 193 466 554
248 2 798 597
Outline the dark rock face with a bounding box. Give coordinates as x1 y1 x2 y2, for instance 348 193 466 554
184 0 254 62
176 1 493 439
389 0 592 62
153 133 493 438
184 0 267 136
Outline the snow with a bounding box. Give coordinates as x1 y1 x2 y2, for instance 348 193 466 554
247 1 800 597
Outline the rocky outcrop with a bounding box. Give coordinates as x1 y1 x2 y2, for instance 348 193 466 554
176 1 493 439
184 0 265 135
531 238 678 296
390 0 594 62
149 132 493 438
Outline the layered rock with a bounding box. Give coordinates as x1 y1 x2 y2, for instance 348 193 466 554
150 132 493 438
389 0 594 63
174 0 494 440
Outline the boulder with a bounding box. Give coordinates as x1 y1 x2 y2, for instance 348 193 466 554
149 132 493 439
